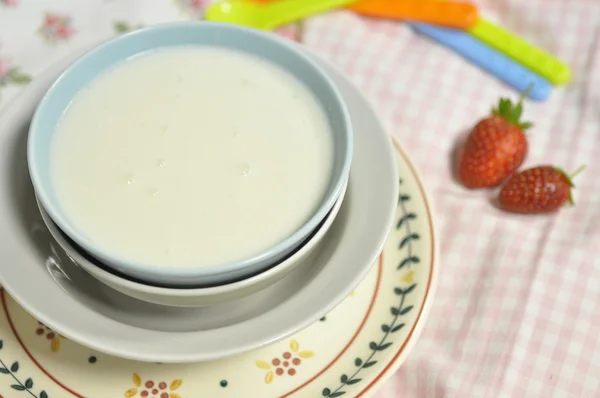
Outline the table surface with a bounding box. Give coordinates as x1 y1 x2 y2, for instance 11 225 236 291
1 0 600 396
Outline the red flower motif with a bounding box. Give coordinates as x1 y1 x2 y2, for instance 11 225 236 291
174 0 209 16
125 373 183 398
0 57 10 79
39 13 75 42
256 340 315 383
35 322 62 352
44 14 58 26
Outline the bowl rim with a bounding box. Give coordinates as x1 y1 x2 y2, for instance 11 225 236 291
35 181 347 296
27 21 353 282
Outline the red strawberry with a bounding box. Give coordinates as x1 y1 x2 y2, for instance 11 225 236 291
458 90 533 188
498 166 585 214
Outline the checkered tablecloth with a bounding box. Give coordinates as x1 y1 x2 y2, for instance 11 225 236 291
1 0 600 396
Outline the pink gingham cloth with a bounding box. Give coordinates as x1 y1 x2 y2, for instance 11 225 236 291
2 0 600 396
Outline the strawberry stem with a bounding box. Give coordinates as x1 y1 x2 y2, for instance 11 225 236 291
518 83 535 104
491 84 534 130
562 165 585 205
569 165 586 180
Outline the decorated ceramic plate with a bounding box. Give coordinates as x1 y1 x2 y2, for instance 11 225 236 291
0 135 436 397
0 45 398 363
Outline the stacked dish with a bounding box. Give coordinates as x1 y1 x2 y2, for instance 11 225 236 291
28 22 355 306
0 21 404 364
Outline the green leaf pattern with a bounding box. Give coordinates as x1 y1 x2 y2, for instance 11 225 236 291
0 66 32 103
0 340 48 397
113 21 144 34
321 178 420 397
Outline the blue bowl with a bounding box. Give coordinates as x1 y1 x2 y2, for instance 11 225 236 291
28 21 353 287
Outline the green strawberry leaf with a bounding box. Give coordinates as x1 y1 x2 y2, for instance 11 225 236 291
520 122 533 129
553 165 585 205
491 84 534 130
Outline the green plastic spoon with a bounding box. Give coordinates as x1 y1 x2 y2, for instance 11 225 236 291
204 0 356 31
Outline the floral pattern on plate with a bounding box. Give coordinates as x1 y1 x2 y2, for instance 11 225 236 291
0 141 435 398
124 373 183 398
1 0 18 7
38 13 76 43
0 56 31 101
256 340 316 383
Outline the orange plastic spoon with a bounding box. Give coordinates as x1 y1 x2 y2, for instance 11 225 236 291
346 0 478 29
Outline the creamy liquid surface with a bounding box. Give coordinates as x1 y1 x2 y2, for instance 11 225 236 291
51 47 333 268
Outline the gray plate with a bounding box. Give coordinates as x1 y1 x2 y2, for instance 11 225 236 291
0 45 398 363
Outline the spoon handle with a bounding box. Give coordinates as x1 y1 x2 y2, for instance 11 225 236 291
263 0 356 30
468 19 571 84
347 0 478 29
411 23 551 101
